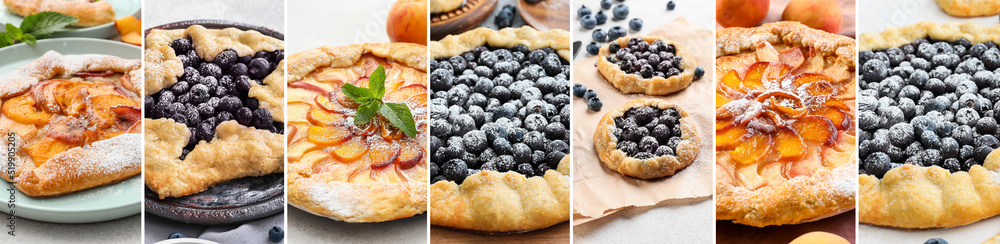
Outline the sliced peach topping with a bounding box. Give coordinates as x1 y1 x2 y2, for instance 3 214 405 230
307 126 352 145
86 94 138 129
720 70 741 92
735 164 767 190
790 73 833 87
384 84 427 103
740 62 768 92
395 139 425 170
763 62 791 82
315 95 344 112
730 132 773 165
812 106 850 130
790 116 837 145
333 89 360 109
778 48 805 70
25 137 76 167
369 137 401 169
716 125 748 150
332 136 369 162
2 93 53 125
775 128 805 160
717 117 735 130
306 108 347 126
716 92 733 108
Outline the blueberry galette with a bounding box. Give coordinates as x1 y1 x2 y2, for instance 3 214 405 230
0 51 141 197
597 36 699 95
3 0 115 27
427 27 570 232
143 25 285 199
594 99 699 179
715 22 857 227
858 22 1000 229
285 43 429 222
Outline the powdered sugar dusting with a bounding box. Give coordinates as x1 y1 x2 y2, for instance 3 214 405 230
305 181 364 219
0 51 140 98
54 133 142 178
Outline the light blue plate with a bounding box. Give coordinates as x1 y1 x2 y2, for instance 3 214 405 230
0 0 140 39
0 38 141 223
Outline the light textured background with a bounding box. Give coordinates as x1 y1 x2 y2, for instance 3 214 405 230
572 0 714 62
0 213 140 243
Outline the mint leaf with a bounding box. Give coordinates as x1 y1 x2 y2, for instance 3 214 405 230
5 23 21 39
20 33 35 44
379 103 417 138
20 12 77 36
0 33 12 47
355 102 379 125
341 83 373 102
369 66 386 99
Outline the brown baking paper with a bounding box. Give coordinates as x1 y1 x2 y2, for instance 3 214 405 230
572 17 715 224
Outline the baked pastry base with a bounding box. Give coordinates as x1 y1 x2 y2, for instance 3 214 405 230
935 0 1000 17
593 99 699 179
430 0 464 13
3 0 115 27
597 36 698 95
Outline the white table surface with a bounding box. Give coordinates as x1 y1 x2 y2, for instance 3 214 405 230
286 207 427 243
859 1 1000 242
144 0 284 33
572 0 714 63
1 212 140 243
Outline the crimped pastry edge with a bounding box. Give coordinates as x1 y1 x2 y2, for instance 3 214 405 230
860 21 1000 51
717 21 856 69
593 99 700 179
429 27 571 62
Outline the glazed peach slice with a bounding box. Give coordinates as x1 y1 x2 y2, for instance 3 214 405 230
315 95 346 112
790 73 833 87
740 63 767 92
369 136 401 169
812 106 850 130
716 92 734 108
730 132 772 165
775 128 805 160
717 117 736 130
735 164 767 190
87 94 139 129
720 70 741 92
25 137 76 167
2 93 53 125
385 84 427 104
307 107 347 126
332 136 369 162
790 116 837 145
307 126 352 145
716 125 748 150
395 138 424 169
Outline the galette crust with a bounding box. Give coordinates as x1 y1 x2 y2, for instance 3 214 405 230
860 21 1000 51
430 26 571 62
935 0 1000 17
430 156 570 232
597 36 698 95
430 0 463 13
718 161 857 227
717 21 856 71
285 42 429 223
593 99 699 179
3 0 115 27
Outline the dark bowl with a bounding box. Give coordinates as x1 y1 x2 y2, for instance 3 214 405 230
143 19 284 226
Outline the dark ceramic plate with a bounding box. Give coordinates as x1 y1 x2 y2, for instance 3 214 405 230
143 19 284 226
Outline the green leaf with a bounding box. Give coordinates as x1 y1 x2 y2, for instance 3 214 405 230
5 23 21 39
379 103 417 138
0 33 12 48
341 83 373 103
20 12 78 36
20 33 35 45
354 102 379 125
369 65 386 99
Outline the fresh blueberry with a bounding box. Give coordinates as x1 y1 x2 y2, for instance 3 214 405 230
581 15 597 29
592 29 607 42
667 1 676 10
594 11 608 25
628 18 643 31
612 4 629 19
587 97 603 111
248 58 271 80
600 0 612 9
168 232 187 239
586 42 600 55
268 226 284 242
577 5 592 18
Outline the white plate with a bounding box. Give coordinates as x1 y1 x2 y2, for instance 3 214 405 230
0 38 141 223
155 238 221 244
0 0 140 39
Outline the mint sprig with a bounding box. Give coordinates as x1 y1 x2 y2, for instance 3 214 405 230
342 65 418 138
0 12 78 48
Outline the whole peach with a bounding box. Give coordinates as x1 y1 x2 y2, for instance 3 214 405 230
386 0 428 45
782 0 843 33
717 0 770 28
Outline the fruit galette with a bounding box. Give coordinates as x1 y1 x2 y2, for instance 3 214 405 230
594 99 699 179
715 21 857 227
285 43 429 223
858 21 1000 229
3 0 116 27
935 0 1000 17
430 0 463 14
0 51 141 197
143 25 285 199
428 27 571 232
598 36 698 95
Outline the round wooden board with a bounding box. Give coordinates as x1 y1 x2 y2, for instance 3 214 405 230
518 0 570 31
431 0 499 41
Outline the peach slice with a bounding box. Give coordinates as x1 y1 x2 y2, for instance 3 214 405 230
791 116 837 145
395 139 425 169
2 93 53 125
763 62 792 84
717 117 735 130
115 16 141 46
778 48 805 70
740 62 768 92
761 110 786 127
332 136 369 162
385 84 427 103
315 95 345 112
721 70 742 91
368 137 401 169
813 106 850 130
731 132 772 165
46 117 87 144
87 94 138 129
716 125 749 150
25 137 75 167
775 128 806 160
716 92 734 108
53 82 90 115
333 89 361 109
791 73 833 87
307 126 352 145
307 108 347 126
735 164 767 190
289 81 332 95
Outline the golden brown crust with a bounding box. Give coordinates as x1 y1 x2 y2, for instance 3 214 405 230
17 134 141 197
429 27 571 62
285 42 429 223
935 0 1000 17
985 232 1000 244
860 21 1000 51
597 36 698 95
3 0 115 27
593 99 699 179
430 0 463 13
430 157 570 232
717 21 856 70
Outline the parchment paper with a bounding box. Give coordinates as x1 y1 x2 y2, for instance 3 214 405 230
572 17 714 224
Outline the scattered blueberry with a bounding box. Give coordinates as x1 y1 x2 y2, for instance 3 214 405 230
586 42 600 55
268 226 284 242
612 3 629 19
628 18 643 31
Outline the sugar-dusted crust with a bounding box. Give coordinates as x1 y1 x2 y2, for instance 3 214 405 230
430 156 570 232
430 26 570 62
144 25 285 122
3 0 115 27
17 134 141 197
430 0 463 13
593 99 699 179
0 51 140 99
144 119 284 199
860 21 1000 51
286 42 429 223
859 152 1000 229
985 232 1000 244
717 21 856 71
935 0 1000 17
597 36 698 95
